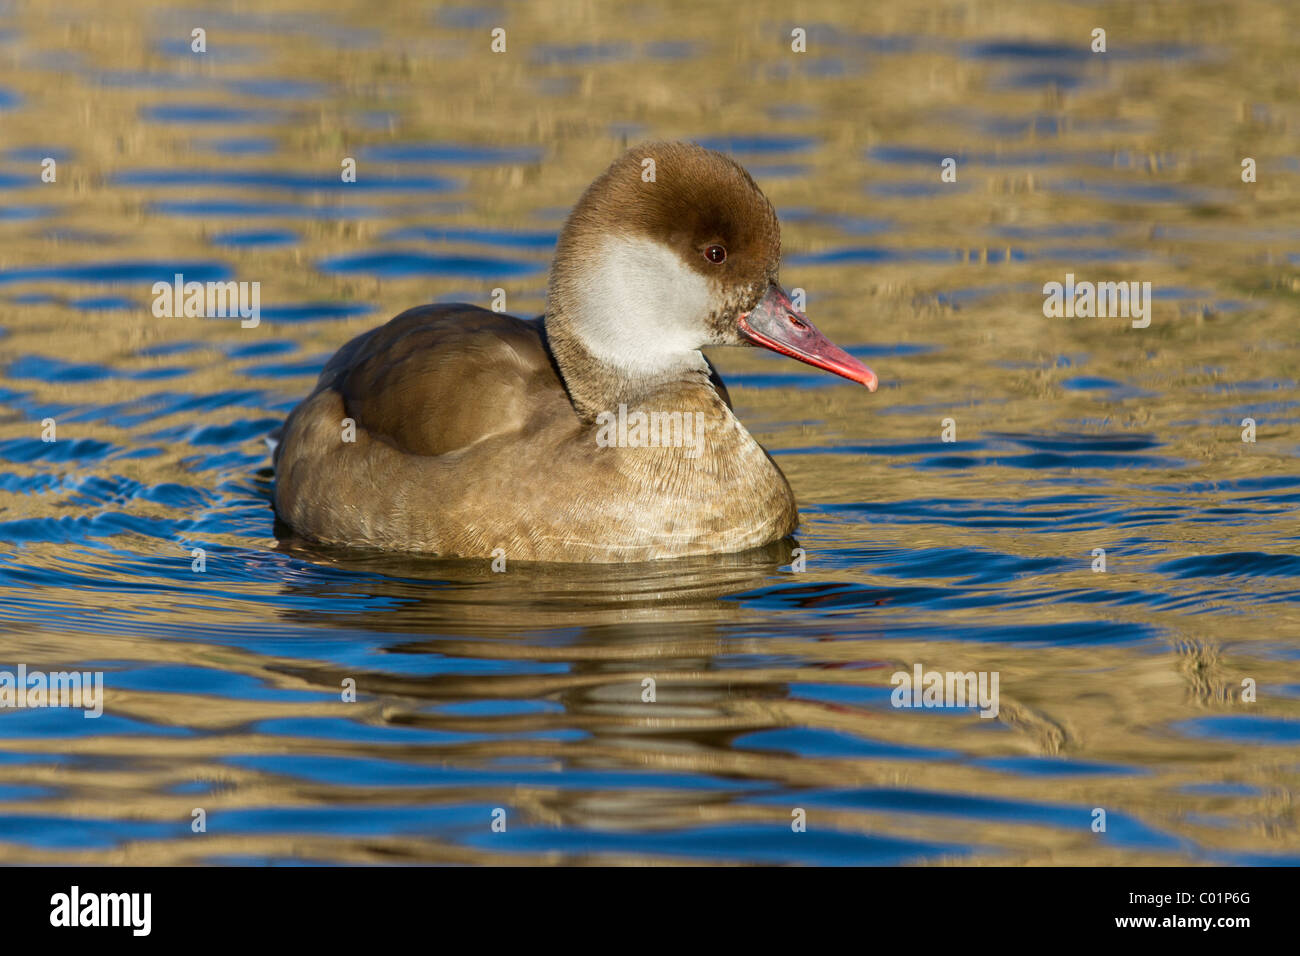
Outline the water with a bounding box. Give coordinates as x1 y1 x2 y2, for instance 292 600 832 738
0 0 1298 865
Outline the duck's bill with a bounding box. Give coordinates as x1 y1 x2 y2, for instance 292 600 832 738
737 284 878 391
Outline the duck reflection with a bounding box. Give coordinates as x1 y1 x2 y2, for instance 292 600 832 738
266 536 799 833
271 529 795 634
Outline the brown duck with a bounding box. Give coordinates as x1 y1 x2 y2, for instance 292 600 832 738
273 141 877 562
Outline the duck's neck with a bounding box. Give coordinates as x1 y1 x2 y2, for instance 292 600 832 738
544 304 717 421
543 231 725 420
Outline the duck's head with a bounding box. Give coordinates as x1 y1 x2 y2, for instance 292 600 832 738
546 141 877 411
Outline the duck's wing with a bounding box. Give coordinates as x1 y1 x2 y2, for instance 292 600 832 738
315 304 568 457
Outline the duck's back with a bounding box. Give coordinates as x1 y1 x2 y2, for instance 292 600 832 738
317 304 563 457
274 304 573 550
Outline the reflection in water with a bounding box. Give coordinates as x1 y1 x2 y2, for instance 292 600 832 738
0 0 1298 864
273 533 795 630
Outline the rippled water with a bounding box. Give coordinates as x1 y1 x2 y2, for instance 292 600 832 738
0 1 1298 865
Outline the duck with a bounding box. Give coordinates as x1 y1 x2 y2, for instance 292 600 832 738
273 141 877 563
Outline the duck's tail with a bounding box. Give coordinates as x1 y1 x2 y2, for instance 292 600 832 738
265 425 283 463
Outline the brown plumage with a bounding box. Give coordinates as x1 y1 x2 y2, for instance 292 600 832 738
273 141 876 562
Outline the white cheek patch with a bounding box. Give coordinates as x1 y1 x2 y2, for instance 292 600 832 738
567 234 717 377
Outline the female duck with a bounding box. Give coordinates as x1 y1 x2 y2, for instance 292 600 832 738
273 141 876 562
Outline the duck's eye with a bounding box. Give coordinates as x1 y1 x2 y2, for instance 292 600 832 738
704 244 727 264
